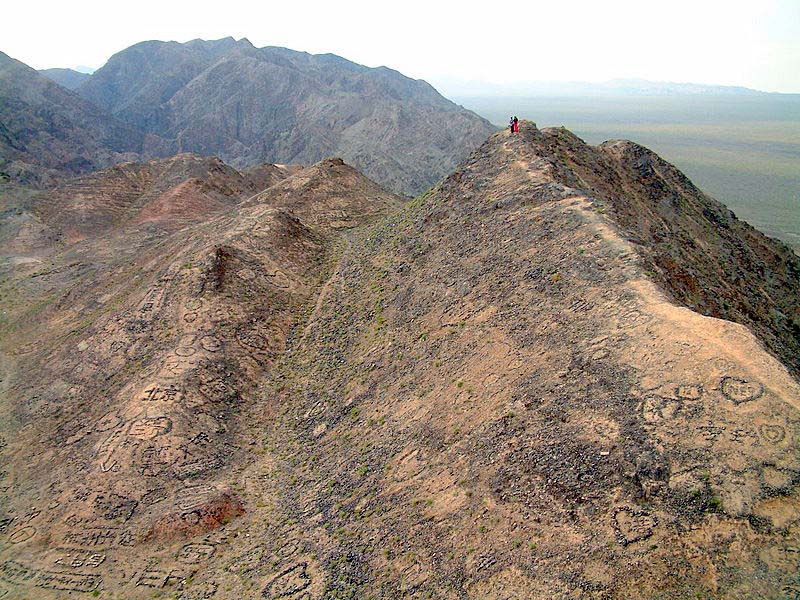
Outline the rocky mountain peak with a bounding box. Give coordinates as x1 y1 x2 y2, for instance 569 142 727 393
38 67 90 90
72 38 496 195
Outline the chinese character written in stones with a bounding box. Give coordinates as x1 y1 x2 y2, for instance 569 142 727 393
140 385 183 403
697 424 726 443
728 428 759 445
118 531 135 547
135 570 167 588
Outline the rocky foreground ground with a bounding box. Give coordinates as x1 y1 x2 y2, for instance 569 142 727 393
0 122 798 599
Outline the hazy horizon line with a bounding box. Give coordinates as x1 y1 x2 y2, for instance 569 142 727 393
20 36 800 97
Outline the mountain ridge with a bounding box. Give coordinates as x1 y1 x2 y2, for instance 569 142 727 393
73 37 497 195
0 123 798 598
1 40 495 196
38 67 90 90
432 77 792 98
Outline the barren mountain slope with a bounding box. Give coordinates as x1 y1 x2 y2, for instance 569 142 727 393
0 125 798 600
33 153 294 242
0 158 402 598
39 68 91 91
78 38 250 127
78 38 496 195
0 52 164 186
0 154 294 276
243 123 800 599
529 126 800 377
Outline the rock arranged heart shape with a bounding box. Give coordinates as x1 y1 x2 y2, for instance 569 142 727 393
612 507 658 546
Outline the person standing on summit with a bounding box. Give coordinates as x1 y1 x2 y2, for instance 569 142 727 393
513 116 519 132
509 116 515 133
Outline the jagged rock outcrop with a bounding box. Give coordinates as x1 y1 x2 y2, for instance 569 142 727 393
0 125 797 599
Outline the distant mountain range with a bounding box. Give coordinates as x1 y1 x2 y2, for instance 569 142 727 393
38 67 91 90
1 37 495 195
431 76 786 97
0 51 167 186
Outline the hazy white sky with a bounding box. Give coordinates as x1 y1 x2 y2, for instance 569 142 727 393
5 0 800 93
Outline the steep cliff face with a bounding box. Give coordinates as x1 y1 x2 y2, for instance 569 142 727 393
77 38 496 195
0 125 797 600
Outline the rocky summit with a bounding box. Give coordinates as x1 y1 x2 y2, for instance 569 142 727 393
0 122 798 599
78 37 496 196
